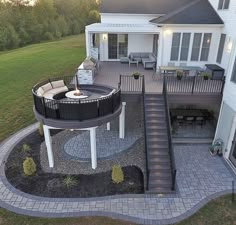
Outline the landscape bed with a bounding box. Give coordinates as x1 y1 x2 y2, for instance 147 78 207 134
5 131 144 198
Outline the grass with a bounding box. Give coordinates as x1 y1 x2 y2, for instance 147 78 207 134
0 194 235 224
0 35 86 141
177 194 236 225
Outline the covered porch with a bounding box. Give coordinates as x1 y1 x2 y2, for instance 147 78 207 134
85 23 161 69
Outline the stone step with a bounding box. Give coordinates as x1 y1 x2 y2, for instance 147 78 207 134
146 187 174 194
147 137 168 143
149 164 171 171
148 148 169 155
146 125 167 131
145 102 165 107
149 171 172 180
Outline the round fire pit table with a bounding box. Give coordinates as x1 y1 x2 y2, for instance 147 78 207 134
65 90 89 99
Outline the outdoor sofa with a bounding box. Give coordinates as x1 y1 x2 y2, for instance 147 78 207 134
129 52 156 69
36 80 68 100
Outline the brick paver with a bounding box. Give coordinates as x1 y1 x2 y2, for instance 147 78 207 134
0 124 235 225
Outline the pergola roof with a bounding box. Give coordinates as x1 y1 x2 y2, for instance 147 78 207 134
86 23 161 33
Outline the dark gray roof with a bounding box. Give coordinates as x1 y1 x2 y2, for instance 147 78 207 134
150 0 224 24
101 0 197 15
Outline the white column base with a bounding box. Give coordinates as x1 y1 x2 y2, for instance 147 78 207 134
43 125 54 168
90 127 97 169
119 102 126 139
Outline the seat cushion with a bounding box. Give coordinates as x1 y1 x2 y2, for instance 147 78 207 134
43 93 54 100
41 83 52 92
47 86 68 95
51 80 65 89
36 87 44 97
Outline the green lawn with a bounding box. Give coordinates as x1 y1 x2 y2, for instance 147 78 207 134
0 35 86 141
0 194 235 225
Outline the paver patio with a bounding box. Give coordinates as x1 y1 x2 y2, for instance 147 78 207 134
0 124 235 225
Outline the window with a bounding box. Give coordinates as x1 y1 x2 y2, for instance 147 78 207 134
180 33 191 61
170 33 181 61
217 34 226 63
108 34 128 59
231 57 236 83
200 33 212 61
191 33 202 61
218 0 230 9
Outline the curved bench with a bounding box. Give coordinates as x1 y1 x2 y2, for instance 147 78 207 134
36 80 68 100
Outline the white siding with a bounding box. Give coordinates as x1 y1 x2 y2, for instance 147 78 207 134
128 34 153 54
209 0 236 164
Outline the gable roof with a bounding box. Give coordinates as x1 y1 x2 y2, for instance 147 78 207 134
101 0 197 15
150 0 224 25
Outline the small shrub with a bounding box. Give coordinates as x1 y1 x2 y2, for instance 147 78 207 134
63 176 78 188
176 70 183 80
22 144 31 152
23 157 37 176
112 165 124 184
38 123 44 137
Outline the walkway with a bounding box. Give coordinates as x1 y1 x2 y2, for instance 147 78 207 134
0 124 235 225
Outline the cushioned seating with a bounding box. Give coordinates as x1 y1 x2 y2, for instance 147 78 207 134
129 52 156 69
36 80 68 100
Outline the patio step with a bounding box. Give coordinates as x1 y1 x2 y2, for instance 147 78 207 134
144 94 173 194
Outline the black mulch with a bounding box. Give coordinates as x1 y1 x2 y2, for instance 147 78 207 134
5 131 144 198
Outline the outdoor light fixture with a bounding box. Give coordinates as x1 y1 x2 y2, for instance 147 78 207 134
207 38 211 44
227 38 233 53
102 33 107 41
164 29 172 35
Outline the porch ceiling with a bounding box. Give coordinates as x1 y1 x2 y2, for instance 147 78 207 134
86 23 160 33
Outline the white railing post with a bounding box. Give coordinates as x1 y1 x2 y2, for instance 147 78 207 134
90 127 97 169
119 102 126 139
43 125 54 168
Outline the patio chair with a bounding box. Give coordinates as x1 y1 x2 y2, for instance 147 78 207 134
179 63 189 76
196 116 205 127
167 62 176 75
185 116 194 126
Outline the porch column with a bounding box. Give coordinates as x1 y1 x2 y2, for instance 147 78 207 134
85 29 90 57
43 125 54 168
157 31 163 72
90 127 97 169
107 122 111 131
119 102 126 139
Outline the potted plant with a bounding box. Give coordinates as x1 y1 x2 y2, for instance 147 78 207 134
176 70 183 80
201 72 212 80
132 71 142 80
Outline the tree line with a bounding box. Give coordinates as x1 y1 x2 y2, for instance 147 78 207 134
0 0 100 51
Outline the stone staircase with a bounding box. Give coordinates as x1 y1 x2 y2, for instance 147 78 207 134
144 94 173 193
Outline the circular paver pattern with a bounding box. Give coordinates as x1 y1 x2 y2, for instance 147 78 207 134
0 123 236 225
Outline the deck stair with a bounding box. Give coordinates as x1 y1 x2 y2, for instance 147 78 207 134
144 94 173 193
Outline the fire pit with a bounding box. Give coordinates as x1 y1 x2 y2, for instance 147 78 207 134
65 90 89 99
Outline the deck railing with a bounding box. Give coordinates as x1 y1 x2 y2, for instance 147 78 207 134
165 75 225 94
32 76 121 121
119 74 144 93
163 78 177 191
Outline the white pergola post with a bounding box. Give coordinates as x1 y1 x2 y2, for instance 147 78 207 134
90 127 97 169
119 102 126 139
43 125 54 168
107 122 111 131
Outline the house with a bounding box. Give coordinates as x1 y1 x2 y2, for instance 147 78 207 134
85 0 224 70
209 0 236 173
85 0 236 173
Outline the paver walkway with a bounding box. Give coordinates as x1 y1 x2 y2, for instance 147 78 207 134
0 124 235 225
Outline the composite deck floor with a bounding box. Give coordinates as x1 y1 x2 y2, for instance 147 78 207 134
94 62 163 93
